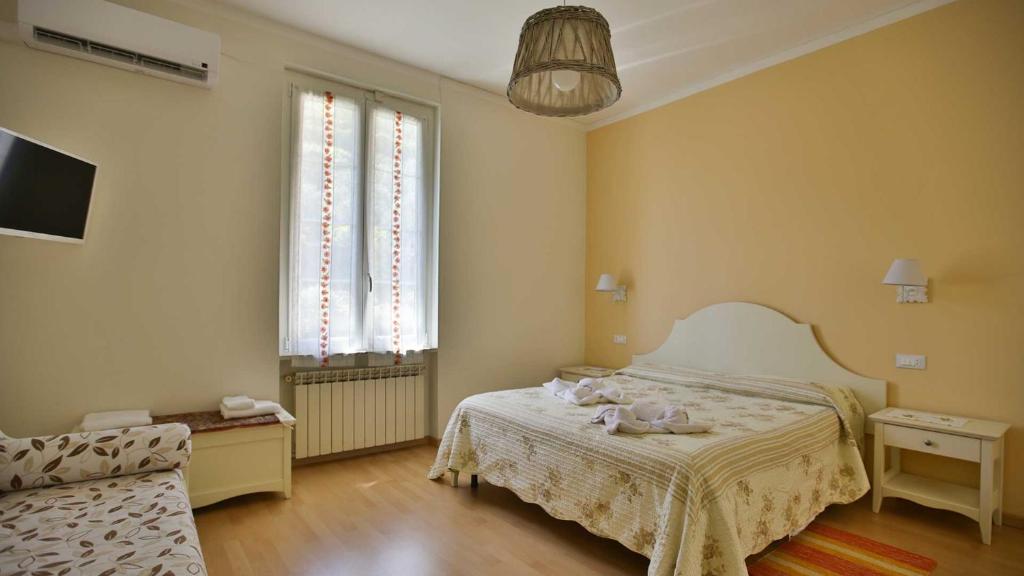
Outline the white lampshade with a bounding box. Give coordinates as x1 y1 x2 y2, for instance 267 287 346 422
882 259 927 287
595 273 617 292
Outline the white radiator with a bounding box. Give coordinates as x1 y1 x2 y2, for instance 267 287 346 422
288 365 426 459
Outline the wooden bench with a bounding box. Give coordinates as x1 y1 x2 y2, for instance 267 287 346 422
154 410 293 508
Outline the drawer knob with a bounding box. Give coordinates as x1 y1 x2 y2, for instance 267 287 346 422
923 439 934 447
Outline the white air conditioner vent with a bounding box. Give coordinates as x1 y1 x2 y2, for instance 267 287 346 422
87 42 137 66
140 55 207 82
19 0 220 88
33 27 85 51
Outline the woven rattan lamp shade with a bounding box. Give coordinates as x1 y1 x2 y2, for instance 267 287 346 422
507 5 621 117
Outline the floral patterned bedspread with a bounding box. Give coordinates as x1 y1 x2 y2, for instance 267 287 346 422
429 365 869 576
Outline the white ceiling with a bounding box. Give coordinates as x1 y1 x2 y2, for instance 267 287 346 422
214 0 946 127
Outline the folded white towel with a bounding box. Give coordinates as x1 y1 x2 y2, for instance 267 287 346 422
590 405 648 434
220 400 282 420
222 395 256 411
275 409 296 426
80 410 152 432
591 401 712 435
543 377 632 406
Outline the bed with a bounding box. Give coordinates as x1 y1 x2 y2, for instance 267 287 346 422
428 302 886 576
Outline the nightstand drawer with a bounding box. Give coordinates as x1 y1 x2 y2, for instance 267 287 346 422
884 424 980 462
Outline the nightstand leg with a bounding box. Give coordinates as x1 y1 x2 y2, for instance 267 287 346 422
980 440 994 545
872 427 885 513
282 427 293 499
993 438 1004 526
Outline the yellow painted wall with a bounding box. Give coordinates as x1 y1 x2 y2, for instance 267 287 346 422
586 0 1024 516
0 0 584 436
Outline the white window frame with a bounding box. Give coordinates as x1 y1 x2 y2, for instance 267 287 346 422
279 71 439 357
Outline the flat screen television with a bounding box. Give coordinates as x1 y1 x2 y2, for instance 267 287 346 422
0 127 97 243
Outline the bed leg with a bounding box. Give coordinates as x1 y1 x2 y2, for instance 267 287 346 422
471 474 478 488
449 469 459 487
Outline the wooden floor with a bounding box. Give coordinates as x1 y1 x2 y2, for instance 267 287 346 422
195 445 1024 576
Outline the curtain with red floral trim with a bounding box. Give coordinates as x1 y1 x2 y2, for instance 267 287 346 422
286 86 434 363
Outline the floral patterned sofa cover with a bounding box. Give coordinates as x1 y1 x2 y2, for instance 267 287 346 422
0 424 207 576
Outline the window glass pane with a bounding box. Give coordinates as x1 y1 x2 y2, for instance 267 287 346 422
289 89 362 357
368 107 427 354
399 116 425 349
328 95 362 354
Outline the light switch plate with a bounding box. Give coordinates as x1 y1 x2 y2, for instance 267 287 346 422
896 354 926 370
612 334 627 345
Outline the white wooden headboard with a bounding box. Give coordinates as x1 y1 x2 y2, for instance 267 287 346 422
633 302 887 426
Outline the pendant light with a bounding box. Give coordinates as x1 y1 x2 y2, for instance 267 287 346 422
507 5 622 117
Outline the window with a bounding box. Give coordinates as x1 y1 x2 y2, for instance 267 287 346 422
281 75 437 362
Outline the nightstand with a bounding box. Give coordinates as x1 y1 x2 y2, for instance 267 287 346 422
559 365 614 382
869 407 1009 544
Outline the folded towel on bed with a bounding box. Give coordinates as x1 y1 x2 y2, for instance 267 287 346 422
543 377 632 405
222 395 256 411
220 400 282 420
80 410 153 432
591 401 713 435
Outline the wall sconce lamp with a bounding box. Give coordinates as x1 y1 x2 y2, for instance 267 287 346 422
596 273 627 302
882 258 929 303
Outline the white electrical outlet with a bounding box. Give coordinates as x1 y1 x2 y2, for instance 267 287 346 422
896 354 926 370
612 334 627 345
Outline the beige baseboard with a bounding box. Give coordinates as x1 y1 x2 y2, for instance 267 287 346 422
292 437 430 466
1003 512 1024 529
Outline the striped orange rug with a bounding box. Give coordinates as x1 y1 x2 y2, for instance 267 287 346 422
748 522 937 575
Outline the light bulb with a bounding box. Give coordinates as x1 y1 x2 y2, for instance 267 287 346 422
551 69 581 92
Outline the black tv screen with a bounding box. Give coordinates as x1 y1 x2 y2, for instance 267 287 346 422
0 127 97 243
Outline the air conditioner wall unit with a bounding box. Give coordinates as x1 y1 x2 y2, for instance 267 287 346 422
18 0 220 88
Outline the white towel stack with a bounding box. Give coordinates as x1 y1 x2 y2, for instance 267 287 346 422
220 397 282 420
221 395 256 411
80 410 152 432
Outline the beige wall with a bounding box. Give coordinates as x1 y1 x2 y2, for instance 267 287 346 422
0 0 585 436
436 82 586 431
586 0 1024 516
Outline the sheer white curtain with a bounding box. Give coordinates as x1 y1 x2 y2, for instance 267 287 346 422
367 106 431 354
285 81 436 363
287 88 364 358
